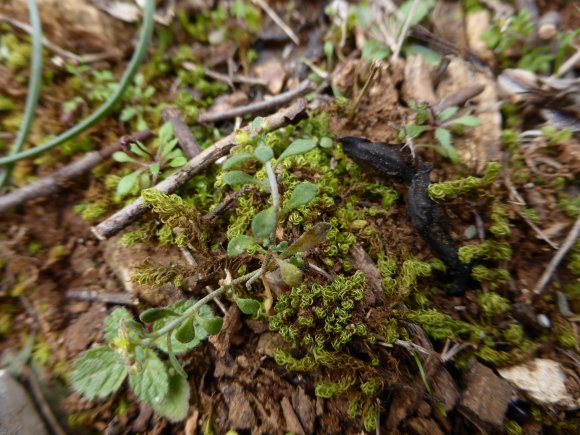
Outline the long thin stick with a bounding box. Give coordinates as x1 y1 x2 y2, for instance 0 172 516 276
534 216 580 294
0 131 152 214
197 80 313 124
0 0 42 188
251 0 300 45
91 99 307 240
391 0 419 62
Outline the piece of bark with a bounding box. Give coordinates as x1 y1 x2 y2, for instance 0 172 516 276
219 382 257 430
459 361 513 432
292 387 316 434
281 396 305 435
406 417 445 435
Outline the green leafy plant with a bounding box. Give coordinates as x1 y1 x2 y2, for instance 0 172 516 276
399 100 481 164
112 122 187 197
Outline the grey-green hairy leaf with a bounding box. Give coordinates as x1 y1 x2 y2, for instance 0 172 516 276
140 308 178 323
104 308 135 342
251 207 276 240
281 222 331 259
283 182 317 213
112 151 136 163
437 106 458 122
221 170 258 186
129 346 169 406
227 234 255 257
235 298 261 315
198 316 223 335
175 318 196 344
71 346 128 399
254 144 274 163
278 138 317 160
222 152 254 170
151 370 191 422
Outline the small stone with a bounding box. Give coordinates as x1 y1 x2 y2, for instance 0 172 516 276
459 362 513 431
0 370 48 435
463 225 478 240
536 314 551 328
219 382 256 430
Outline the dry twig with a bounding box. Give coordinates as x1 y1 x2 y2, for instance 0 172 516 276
251 0 300 45
534 216 580 294
161 107 201 159
0 130 153 214
91 99 307 240
197 80 313 124
65 288 136 305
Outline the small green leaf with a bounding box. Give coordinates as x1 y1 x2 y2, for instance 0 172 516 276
449 115 481 128
197 316 223 335
222 170 258 186
277 259 303 286
280 222 331 259
405 124 427 138
435 128 452 150
161 139 178 158
120 106 137 122
227 234 255 256
149 162 160 178
283 182 317 213
254 145 274 163
130 142 150 159
437 106 458 122
159 122 174 144
140 308 178 323
71 346 128 399
104 308 136 342
251 207 276 240
278 138 317 160
223 152 255 170
129 346 169 406
235 298 261 315
151 369 191 422
319 137 333 149
169 156 187 167
251 116 265 132
117 170 142 196
112 151 136 163
175 318 196 343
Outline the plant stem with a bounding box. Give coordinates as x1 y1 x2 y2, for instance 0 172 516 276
0 0 42 188
0 0 155 167
265 161 279 243
142 269 260 344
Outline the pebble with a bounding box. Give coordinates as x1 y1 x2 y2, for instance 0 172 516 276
536 314 551 328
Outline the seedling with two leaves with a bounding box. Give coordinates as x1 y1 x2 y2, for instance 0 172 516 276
112 122 187 197
399 100 481 164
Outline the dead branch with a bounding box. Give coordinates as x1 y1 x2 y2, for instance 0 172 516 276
65 287 136 305
0 130 153 214
197 80 314 124
91 98 307 240
161 107 201 158
534 215 580 294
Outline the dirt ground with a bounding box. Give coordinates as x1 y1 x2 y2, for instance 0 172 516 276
0 1 579 434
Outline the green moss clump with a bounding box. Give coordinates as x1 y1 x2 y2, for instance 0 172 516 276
566 242 580 276
73 202 109 221
505 420 522 435
471 265 510 289
478 291 510 315
428 162 501 201
458 240 512 263
490 201 511 236
132 260 191 288
553 316 578 349
503 323 524 345
395 309 482 341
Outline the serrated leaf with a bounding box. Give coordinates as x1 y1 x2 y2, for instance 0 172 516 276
254 145 274 163
197 316 223 335
129 346 169 406
227 234 255 256
280 222 331 259
117 170 142 196
153 300 211 354
222 170 258 186
169 156 187 167
278 138 317 160
251 207 276 240
223 152 254 170
71 346 128 400
159 122 174 144
112 151 136 163
437 106 458 122
277 259 303 286
149 162 160 178
283 182 317 213
140 308 178 323
235 298 261 315
405 124 427 138
151 370 191 422
104 308 136 342
174 318 196 343
449 115 481 127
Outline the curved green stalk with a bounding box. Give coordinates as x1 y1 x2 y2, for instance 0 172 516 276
0 0 155 168
0 0 43 188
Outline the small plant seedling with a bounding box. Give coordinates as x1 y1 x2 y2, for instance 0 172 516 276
399 100 481 164
112 122 187 197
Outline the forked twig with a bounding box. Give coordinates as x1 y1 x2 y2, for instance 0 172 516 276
91 99 307 240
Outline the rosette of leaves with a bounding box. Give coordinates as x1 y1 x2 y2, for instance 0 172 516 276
71 300 222 421
400 100 481 164
112 122 187 197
